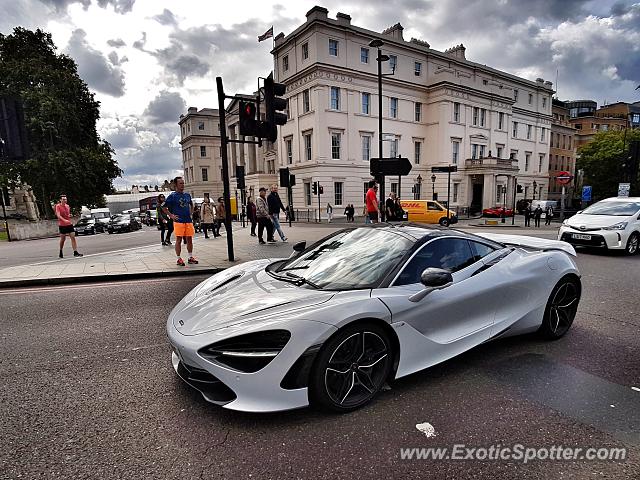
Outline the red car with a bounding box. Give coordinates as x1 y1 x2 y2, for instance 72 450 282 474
483 206 514 217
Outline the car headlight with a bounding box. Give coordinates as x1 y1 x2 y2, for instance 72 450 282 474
562 219 568 226
603 222 628 231
198 330 291 373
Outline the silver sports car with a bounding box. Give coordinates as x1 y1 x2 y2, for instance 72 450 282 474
167 225 581 413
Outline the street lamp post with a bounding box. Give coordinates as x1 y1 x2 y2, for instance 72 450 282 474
431 174 436 200
416 174 422 200
502 185 507 223
369 39 389 222
533 180 538 201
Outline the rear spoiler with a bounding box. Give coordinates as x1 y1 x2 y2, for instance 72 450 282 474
474 233 577 257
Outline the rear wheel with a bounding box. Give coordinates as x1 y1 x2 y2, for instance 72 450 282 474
310 323 392 413
625 233 639 255
539 276 581 339
439 217 450 227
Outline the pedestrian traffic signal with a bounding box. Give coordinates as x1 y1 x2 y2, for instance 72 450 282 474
239 101 260 137
236 165 245 190
263 73 287 142
312 182 317 195
517 184 523 193
319 185 324 195
279 167 290 188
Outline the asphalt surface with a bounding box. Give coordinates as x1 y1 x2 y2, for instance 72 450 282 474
1 248 639 479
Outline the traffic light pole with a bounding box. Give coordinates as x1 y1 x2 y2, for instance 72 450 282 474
216 77 235 262
376 47 385 222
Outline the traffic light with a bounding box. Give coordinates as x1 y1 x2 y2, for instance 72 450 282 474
235 165 245 190
263 73 287 142
289 175 296 187
238 101 260 137
319 185 324 195
517 184 523 194
279 167 290 188
312 182 317 195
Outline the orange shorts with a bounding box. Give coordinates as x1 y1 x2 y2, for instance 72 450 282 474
174 222 195 237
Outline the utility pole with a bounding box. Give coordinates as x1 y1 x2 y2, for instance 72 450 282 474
216 77 235 262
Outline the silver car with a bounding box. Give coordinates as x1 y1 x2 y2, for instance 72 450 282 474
167 225 581 413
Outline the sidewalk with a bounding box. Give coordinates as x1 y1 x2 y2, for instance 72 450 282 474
0 221 561 288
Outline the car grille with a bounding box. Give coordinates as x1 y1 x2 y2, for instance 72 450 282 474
567 226 601 232
560 232 607 247
176 360 236 404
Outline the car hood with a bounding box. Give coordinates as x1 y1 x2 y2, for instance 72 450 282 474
170 259 335 336
566 214 629 229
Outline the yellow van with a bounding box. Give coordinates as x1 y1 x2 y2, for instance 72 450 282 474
399 200 458 226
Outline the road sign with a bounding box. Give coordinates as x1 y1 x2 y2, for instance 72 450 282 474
618 183 630 197
556 171 573 185
431 165 458 173
582 185 592 202
370 157 412 176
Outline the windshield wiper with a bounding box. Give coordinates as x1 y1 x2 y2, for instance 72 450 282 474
279 265 309 272
285 272 321 289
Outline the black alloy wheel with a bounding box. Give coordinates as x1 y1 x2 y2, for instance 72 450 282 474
439 217 450 227
310 323 392 412
539 276 581 339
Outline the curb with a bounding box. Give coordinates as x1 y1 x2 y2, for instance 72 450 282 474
0 267 222 289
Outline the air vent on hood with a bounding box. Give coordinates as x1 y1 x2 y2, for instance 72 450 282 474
209 273 243 293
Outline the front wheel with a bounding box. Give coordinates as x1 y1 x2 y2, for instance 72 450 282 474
309 323 392 413
625 233 639 255
539 276 581 340
439 217 450 227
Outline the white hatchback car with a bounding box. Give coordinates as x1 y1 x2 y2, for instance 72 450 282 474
558 197 640 255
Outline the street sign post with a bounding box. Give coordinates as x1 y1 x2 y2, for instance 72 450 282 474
582 185 592 202
555 171 573 222
431 166 458 223
370 157 412 177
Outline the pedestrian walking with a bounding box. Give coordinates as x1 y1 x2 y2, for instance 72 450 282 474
55 194 82 258
524 202 532 227
256 187 275 245
534 205 543 228
200 194 215 239
385 193 396 221
365 180 380 223
326 203 333 223
394 196 405 221
349 204 355 222
214 197 225 237
267 185 287 241
545 206 554 226
157 193 173 245
247 196 257 237
192 204 201 233
162 177 198 266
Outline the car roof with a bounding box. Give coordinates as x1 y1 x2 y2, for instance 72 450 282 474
600 197 640 202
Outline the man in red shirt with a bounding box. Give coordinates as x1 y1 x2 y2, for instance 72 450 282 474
55 194 82 258
365 180 380 223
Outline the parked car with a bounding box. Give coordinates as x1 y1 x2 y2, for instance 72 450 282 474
399 200 458 226
558 197 640 255
74 217 104 235
167 225 581 413
90 208 111 229
107 213 141 234
483 206 514 217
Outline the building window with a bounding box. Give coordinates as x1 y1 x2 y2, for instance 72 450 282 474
334 182 343 206
562 135 566 149
390 182 398 195
496 145 504 158
360 47 369 63
303 89 310 113
201 168 208 182
331 133 341 159
497 187 503 203
514 89 519 101
512 121 518 138
304 182 311 206
568 136 572 149
302 42 309 60
303 133 312 161
390 138 399 158
363 182 369 202
453 183 459 203
286 138 293 164
525 152 531 171
452 140 460 164
329 39 338 56
362 136 371 161
200 146 206 157
480 109 486 127
330 87 340 110
390 97 398 118
453 102 461 123
283 55 289 72
542 97 547 108
472 144 478 159
541 127 546 141
473 107 479 126
415 102 421 122
389 55 397 71
480 145 486 158
414 141 421 164
362 92 370 114
198 121 205 130
528 93 533 104
414 61 422 76
187 123 190 132
413 183 421 200
498 112 504 130
527 124 532 140
189 166 193 181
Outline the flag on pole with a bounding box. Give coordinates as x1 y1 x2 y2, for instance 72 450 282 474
258 26 273 42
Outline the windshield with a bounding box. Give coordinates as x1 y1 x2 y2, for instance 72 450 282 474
92 212 110 219
76 219 92 225
276 228 413 290
581 201 640 216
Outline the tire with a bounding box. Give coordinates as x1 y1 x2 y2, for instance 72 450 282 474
539 276 581 340
108 230 113 234
91 228 95 235
309 323 393 413
625 233 639 255
439 217 450 227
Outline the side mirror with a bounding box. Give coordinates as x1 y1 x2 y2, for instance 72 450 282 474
409 267 453 302
293 241 306 253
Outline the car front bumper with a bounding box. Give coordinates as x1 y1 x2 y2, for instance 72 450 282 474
558 226 628 250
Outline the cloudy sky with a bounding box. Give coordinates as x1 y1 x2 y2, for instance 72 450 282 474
2 0 639 189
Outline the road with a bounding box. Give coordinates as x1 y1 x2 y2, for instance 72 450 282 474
1 249 638 479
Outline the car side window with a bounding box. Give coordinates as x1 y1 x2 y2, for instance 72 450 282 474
469 241 496 262
396 238 476 286
427 202 443 211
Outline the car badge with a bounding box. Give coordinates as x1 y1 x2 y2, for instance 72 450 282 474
179 319 184 326
579 226 586 231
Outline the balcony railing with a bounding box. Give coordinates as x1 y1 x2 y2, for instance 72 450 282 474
464 157 519 169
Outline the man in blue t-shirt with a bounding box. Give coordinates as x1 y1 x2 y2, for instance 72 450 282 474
162 177 198 266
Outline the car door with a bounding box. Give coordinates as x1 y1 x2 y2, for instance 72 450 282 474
426 201 444 223
372 237 502 376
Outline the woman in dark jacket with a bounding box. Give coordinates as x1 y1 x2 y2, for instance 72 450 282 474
157 193 173 245
247 196 258 237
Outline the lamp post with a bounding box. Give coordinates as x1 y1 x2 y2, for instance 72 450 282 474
431 174 436 200
502 185 507 223
369 39 389 221
533 180 538 201
416 174 422 200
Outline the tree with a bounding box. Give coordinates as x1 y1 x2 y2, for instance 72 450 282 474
577 129 640 200
0 27 122 216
